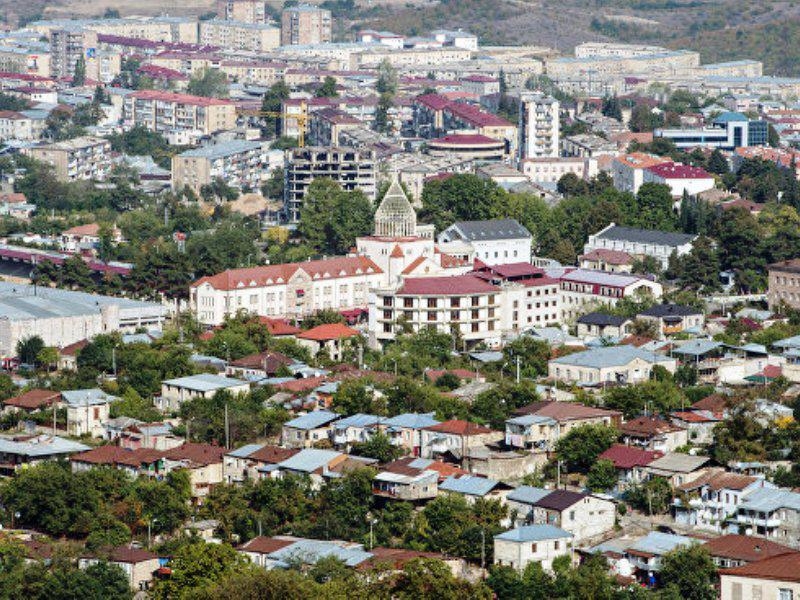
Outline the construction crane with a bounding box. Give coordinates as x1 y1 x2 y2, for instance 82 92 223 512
238 109 308 147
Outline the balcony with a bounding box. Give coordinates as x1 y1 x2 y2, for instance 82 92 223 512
736 513 781 528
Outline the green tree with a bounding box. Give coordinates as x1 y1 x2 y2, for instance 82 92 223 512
555 423 618 473
152 541 251 599
660 544 717 600
351 431 403 463
261 80 290 136
187 67 229 98
73 55 86 86
601 95 623 121
16 335 44 365
707 149 729 175
557 172 589 197
626 476 673 514
315 75 339 98
298 178 374 254
586 459 617 492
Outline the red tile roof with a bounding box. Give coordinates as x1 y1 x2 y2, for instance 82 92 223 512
162 442 226 466
646 162 712 180
397 274 499 295
415 93 451 110
429 133 503 146
704 534 796 564
3 389 60 410
70 446 163 467
621 415 684 437
239 536 295 554
131 89 233 106
62 223 100 237
721 552 800 583
579 248 635 265
515 400 621 422
246 445 299 464
671 410 717 423
107 546 159 563
192 256 382 291
297 323 360 341
229 350 293 372
258 317 301 336
423 419 495 435
690 394 731 413
273 376 327 393
59 339 88 356
425 369 479 383
446 101 512 127
598 444 662 469
677 469 759 492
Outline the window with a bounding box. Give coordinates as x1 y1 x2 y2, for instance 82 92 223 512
554 541 560 550
427 311 436 322
471 322 479 332
530 543 537 553
427 298 437 308
751 585 762 600
404 298 413 308
569 510 575 521
472 296 480 307
779 590 793 600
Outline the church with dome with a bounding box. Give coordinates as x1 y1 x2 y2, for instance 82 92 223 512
355 180 471 287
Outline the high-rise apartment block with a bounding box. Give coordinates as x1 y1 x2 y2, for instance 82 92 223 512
280 5 332 46
518 92 560 160
218 0 267 24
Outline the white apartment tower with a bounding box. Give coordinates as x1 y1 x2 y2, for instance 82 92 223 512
518 92 560 160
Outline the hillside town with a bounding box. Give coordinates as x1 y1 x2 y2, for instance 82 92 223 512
1 2 800 599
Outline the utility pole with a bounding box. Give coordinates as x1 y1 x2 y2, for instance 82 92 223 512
515 355 521 384
480 528 485 571
224 402 230 450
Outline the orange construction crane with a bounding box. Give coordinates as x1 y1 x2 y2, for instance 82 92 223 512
239 109 308 147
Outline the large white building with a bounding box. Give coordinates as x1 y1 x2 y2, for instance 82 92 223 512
583 223 697 270
518 92 559 160
191 256 384 326
558 268 663 321
438 219 532 266
0 282 166 359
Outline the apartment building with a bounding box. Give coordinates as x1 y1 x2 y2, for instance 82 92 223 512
199 20 280 52
583 223 697 270
558 268 663 321
218 0 268 23
642 162 715 197
49 27 98 80
25 136 112 182
172 140 267 193
768 259 800 310
123 90 237 136
30 17 199 45
284 147 377 222
370 275 503 349
0 109 47 141
191 256 384 326
438 219 532 265
0 43 50 77
281 5 332 46
518 92 559 160
521 157 597 184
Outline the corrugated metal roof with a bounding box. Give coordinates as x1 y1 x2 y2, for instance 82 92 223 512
162 373 247 392
628 532 695 556
267 539 372 567
494 524 572 542
507 486 551 505
439 474 499 497
283 410 340 430
278 448 341 473
0 434 88 457
550 345 672 369
61 388 117 406
227 443 264 458
333 413 382 429
383 413 439 430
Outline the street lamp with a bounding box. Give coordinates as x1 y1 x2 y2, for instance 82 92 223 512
147 517 158 549
366 513 378 550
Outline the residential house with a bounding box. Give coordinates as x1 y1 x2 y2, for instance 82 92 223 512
296 323 361 361
636 303 705 339
57 339 88 370
620 416 689 453
59 222 122 253
331 413 382 450
494 524 573 572
734 487 800 546
504 414 558 451
281 410 340 449
624 532 697 579
2 389 60 415
577 248 634 274
575 312 632 339
381 412 440 456
547 345 677 385
611 153 669 194
274 448 351 488
239 536 370 570
78 547 160 591
373 467 439 502
704 534 795 569
642 452 711 487
0 434 89 475
161 443 227 503
69 445 164 479
506 486 553 524
419 419 502 459
158 374 250 411
583 223 696 270
597 444 662 491
719 552 800 600
511 401 622 439
225 350 294 379
61 388 116 437
526 489 616 543
118 422 184 451
224 443 298 483
674 469 774 533
438 474 511 504
670 410 720 445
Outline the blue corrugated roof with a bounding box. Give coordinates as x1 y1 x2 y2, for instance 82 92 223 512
383 412 439 429
507 486 552 505
162 373 248 392
628 532 694 556
494 524 572 542
284 410 339 430
278 448 341 473
506 415 556 427
550 345 672 368
268 539 372 567
439 475 499 497
61 388 117 406
671 339 723 357
333 413 382 429
227 443 264 458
